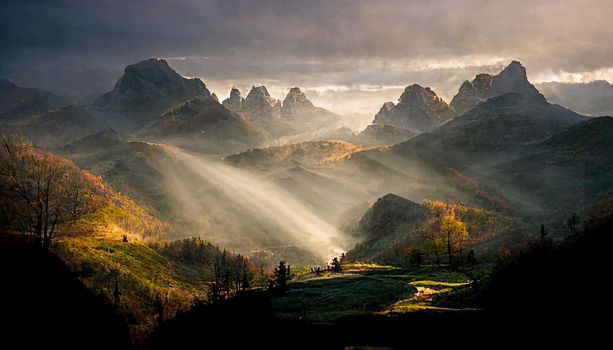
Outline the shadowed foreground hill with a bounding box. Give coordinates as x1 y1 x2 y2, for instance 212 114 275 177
0 237 131 349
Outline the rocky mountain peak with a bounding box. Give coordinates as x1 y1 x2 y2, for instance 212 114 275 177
222 87 243 112
398 84 442 106
241 85 281 120
248 85 271 98
372 84 454 133
230 87 242 99
94 58 210 125
281 87 315 116
450 60 542 115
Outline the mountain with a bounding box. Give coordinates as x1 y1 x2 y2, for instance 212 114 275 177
0 78 66 120
450 60 541 115
94 58 210 127
240 85 281 121
536 80 613 116
222 87 243 112
281 87 316 116
354 124 417 146
372 84 454 134
143 96 260 153
394 92 586 169
59 129 169 216
490 116 613 217
9 105 101 149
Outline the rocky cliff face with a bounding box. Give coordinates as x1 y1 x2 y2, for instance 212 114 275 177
222 87 243 113
450 61 542 115
372 84 454 133
281 87 316 116
241 85 281 121
94 58 210 126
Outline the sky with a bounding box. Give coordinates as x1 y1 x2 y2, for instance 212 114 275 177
1 0 612 118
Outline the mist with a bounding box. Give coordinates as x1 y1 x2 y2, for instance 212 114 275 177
156 145 356 261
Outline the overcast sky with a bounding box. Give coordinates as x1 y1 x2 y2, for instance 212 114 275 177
1 0 612 117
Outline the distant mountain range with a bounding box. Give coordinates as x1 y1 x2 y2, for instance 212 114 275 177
536 80 613 117
354 61 546 146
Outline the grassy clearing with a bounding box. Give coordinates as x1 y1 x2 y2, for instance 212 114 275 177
272 264 475 323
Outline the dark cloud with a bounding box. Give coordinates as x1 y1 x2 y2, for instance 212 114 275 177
1 0 611 113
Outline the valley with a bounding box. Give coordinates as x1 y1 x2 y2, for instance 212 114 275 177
1 19 612 347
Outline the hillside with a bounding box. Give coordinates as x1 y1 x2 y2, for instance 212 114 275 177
225 140 364 170
143 96 260 154
489 116 613 218
9 105 101 148
347 195 519 264
0 78 66 119
1 237 131 349
354 124 417 146
0 140 212 342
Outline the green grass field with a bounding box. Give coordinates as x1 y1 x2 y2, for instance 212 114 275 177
272 264 475 323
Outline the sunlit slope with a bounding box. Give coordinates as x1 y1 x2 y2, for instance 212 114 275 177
63 135 372 261
224 140 364 170
50 170 208 340
0 142 207 341
347 196 523 264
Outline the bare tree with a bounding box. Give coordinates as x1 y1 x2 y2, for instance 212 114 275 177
0 135 93 248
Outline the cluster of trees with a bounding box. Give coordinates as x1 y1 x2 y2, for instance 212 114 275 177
210 251 253 303
269 260 291 292
423 201 469 266
150 237 265 303
0 135 99 248
150 237 218 267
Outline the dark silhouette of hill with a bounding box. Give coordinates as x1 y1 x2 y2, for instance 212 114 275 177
0 78 66 120
0 236 131 349
465 207 613 337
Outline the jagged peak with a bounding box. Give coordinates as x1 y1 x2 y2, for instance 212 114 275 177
130 58 172 70
229 86 241 98
399 84 444 104
498 60 528 80
288 87 302 94
248 85 271 98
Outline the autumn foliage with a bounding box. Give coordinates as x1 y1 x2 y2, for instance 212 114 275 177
0 135 104 247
